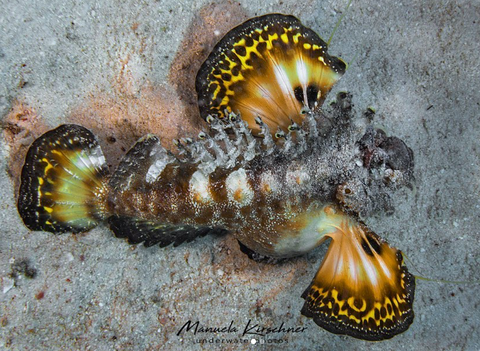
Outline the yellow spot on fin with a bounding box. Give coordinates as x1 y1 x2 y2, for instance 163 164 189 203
301 208 415 341
196 14 346 136
18 124 109 234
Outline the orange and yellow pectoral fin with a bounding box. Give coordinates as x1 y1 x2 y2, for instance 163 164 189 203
301 215 415 340
196 14 346 135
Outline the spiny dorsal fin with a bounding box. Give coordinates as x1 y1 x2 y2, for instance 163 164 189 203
109 134 176 191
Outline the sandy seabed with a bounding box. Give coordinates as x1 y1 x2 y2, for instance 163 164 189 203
1 1 479 350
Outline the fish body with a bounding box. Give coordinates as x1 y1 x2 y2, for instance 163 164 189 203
16 14 416 341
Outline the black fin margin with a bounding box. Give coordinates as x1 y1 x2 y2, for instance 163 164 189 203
108 215 228 248
300 249 416 341
195 13 347 123
300 278 415 341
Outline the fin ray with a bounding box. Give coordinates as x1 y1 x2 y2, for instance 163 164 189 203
109 134 176 192
196 14 346 135
301 208 415 340
108 215 227 248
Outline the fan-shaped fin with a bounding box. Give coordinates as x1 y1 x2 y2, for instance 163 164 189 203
196 14 346 135
17 124 109 233
301 206 415 340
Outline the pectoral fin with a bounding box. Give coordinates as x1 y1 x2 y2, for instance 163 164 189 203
301 211 415 340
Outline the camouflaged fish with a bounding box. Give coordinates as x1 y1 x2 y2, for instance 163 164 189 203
17 14 415 341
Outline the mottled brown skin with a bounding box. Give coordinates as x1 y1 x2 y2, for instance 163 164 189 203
108 164 198 223
106 156 320 257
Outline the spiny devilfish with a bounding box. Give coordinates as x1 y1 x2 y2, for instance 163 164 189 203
17 14 415 341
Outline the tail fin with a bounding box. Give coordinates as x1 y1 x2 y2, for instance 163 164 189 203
301 206 415 341
17 124 109 233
